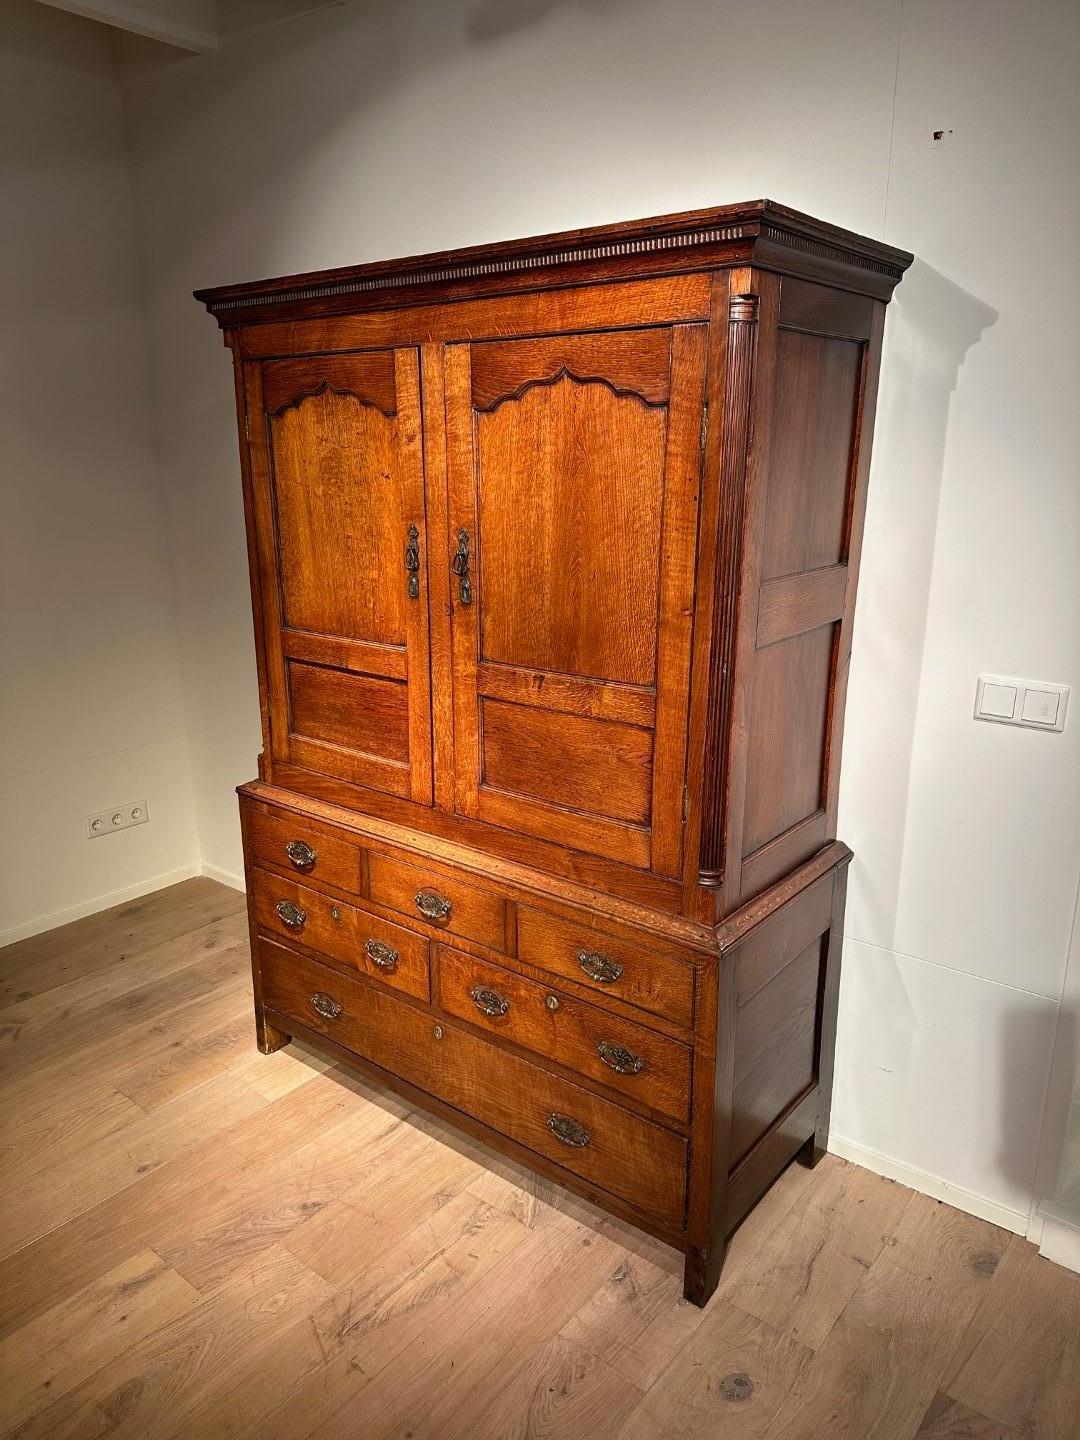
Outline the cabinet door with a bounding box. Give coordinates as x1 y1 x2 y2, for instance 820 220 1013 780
444 325 706 875
246 349 432 801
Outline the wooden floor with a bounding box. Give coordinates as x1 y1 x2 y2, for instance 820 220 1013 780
1 879 1078 1440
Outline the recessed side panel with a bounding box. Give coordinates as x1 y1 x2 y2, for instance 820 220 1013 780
709 274 880 909
741 625 835 857
759 330 862 579
729 937 821 1165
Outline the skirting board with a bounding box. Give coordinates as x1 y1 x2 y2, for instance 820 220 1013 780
0 862 203 948
829 1135 1030 1236
1036 1211 1080 1274
1 860 246 948
201 862 245 892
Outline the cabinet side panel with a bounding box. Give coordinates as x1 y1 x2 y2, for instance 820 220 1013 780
718 277 885 911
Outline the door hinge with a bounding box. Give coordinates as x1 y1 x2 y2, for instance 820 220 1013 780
699 402 708 454
244 411 251 443
682 781 689 823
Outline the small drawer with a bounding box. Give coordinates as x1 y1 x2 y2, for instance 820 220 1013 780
251 870 430 1002
257 937 686 1228
517 907 694 1029
246 805 360 895
437 947 690 1125
367 852 507 952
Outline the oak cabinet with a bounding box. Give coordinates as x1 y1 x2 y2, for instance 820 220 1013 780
198 200 911 1305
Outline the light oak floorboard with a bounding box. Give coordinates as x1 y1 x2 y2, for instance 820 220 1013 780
0 1248 201 1433
1 880 1078 1440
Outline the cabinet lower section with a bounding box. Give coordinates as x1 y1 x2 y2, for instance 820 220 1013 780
259 936 688 1228
240 781 851 1306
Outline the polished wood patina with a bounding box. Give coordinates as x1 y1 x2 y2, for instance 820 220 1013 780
197 200 912 1304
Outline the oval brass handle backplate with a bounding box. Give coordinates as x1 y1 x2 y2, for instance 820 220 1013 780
285 839 316 872
415 889 452 922
548 1112 590 1148
275 900 306 929
470 984 509 1018
364 937 398 972
311 991 342 1021
598 1040 645 1075
578 950 623 984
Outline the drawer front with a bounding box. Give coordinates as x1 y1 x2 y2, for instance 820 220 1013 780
258 937 686 1228
367 852 506 952
517 907 694 1028
438 947 690 1125
252 870 430 1001
246 806 360 895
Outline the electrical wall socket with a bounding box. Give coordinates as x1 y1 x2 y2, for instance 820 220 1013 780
85 800 149 840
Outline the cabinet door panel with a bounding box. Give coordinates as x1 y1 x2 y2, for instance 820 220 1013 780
477 374 667 684
445 324 706 875
246 349 432 801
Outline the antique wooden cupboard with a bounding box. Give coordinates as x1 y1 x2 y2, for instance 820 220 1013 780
197 200 911 1305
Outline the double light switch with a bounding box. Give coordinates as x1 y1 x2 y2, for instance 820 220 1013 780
975 675 1070 732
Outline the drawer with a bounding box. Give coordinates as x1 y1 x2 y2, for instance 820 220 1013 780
251 870 430 1002
517 907 694 1029
246 805 360 895
437 947 690 1125
367 852 507 952
258 937 686 1228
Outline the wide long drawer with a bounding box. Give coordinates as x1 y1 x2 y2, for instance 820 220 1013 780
257 936 687 1228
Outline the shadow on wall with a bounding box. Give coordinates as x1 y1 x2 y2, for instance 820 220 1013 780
1031 998 1080 1219
1000 1000 1075 1214
843 260 997 951
466 0 637 41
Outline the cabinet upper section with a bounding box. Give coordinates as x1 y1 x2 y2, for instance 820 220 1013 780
198 206 911 922
195 199 912 330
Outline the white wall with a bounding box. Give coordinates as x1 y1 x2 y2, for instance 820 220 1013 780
832 0 1080 1230
111 0 1078 1229
0 0 199 942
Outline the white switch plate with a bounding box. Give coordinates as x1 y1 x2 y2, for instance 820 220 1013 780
86 800 150 839
975 675 1069 733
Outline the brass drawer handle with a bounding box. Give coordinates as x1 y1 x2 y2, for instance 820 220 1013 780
275 900 306 929
405 522 421 600
470 984 509 1018
311 991 341 1021
415 888 452 922
578 950 623 985
364 937 398 972
285 839 316 872
598 1040 645 1076
548 1112 590 1148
